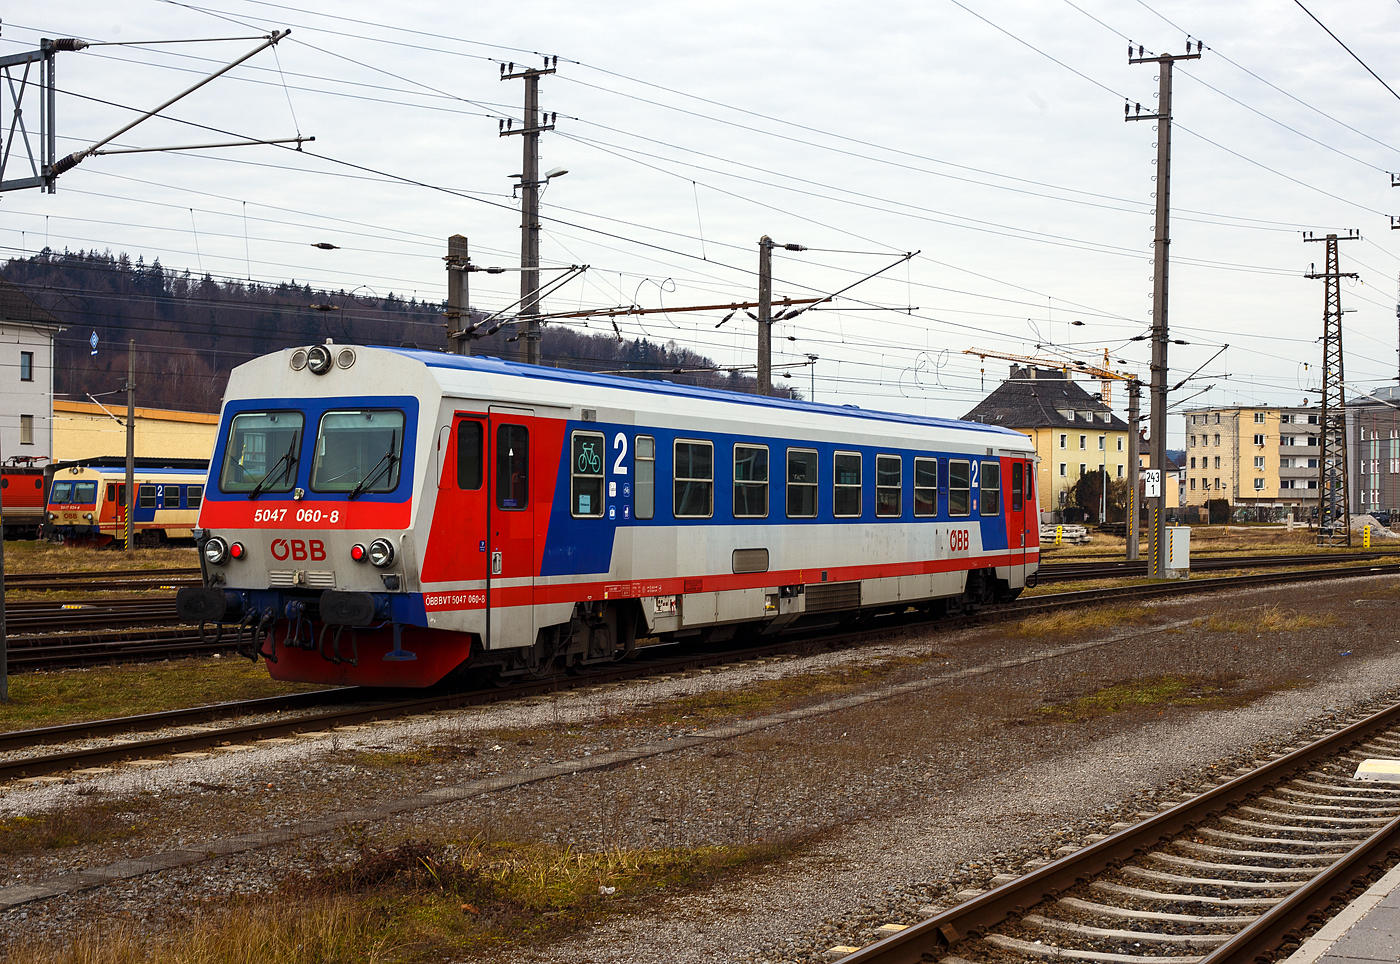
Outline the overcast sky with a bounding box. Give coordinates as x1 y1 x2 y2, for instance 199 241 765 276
6 0 1400 441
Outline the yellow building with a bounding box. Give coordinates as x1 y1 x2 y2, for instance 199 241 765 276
53 399 218 463
1181 405 1319 512
963 366 1131 522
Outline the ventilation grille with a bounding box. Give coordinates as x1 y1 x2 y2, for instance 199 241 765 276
267 570 336 589
268 570 296 588
804 581 860 614
307 570 336 588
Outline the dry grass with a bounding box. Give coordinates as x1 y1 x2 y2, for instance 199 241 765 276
0 798 149 854
1011 605 1158 637
2 541 198 575
1037 675 1229 723
0 899 390 964
1198 605 1338 634
0 659 328 732
0 835 801 963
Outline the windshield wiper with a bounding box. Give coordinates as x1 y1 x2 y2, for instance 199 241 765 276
348 431 399 500
249 435 299 500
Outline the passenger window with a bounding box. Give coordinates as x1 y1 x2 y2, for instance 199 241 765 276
163 485 181 508
913 457 937 517
187 485 203 509
495 423 529 510
981 460 1001 516
635 435 655 520
876 455 901 518
1011 462 1023 512
673 439 713 518
456 420 483 490
571 431 605 517
139 484 158 509
733 444 769 518
948 460 971 517
786 448 817 518
833 452 861 518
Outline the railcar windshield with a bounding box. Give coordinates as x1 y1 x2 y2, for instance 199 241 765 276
311 410 405 496
220 411 304 494
50 480 98 505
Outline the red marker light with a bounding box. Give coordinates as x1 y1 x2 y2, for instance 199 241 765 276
229 542 245 560
350 544 366 562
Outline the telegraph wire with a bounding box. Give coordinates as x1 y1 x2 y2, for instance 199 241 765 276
1291 0 1400 106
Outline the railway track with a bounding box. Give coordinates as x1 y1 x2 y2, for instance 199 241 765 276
5 559 1400 783
1037 551 1397 583
837 699 1400 964
4 567 199 594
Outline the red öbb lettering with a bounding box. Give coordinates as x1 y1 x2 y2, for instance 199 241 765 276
309 539 326 561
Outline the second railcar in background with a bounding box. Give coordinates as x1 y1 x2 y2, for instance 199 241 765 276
45 465 208 545
179 345 1041 688
1 465 48 538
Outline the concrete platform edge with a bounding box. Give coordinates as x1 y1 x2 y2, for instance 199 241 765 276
1283 860 1400 964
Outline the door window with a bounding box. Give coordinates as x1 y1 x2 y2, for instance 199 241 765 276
1011 462 1023 512
495 424 529 510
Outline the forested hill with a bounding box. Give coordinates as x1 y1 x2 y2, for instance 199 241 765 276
3 249 787 413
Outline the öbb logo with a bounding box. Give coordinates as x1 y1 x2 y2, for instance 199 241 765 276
269 539 326 562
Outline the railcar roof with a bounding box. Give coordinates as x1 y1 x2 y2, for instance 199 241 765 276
386 347 1028 442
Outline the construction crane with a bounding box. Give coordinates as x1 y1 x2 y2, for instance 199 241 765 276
963 347 1137 406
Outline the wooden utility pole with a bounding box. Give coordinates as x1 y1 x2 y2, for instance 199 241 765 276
1305 230 1359 545
501 58 557 366
445 234 471 355
125 339 135 554
1127 40 1201 576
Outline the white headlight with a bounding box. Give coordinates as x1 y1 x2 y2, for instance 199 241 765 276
367 538 395 568
204 536 229 565
306 344 333 375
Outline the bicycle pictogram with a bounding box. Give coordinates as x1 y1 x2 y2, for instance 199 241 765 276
577 442 601 473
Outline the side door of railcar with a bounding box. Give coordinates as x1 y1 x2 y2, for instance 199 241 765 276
421 412 492 635
488 407 537 649
1007 458 1025 580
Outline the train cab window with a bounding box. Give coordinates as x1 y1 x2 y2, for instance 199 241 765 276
833 452 862 518
1011 462 1024 512
948 460 971 516
163 485 180 508
913 457 937 517
312 410 404 495
50 481 72 504
457 420 483 490
571 431 606 517
733 444 769 518
980 461 1001 516
139 484 158 509
187 485 203 509
876 455 901 517
673 439 713 518
495 424 529 510
220 411 304 494
786 448 818 518
635 435 655 520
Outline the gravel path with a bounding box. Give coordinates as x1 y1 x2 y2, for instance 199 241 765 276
1 574 1397 962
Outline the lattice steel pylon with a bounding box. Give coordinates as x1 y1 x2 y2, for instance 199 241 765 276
1305 231 1359 546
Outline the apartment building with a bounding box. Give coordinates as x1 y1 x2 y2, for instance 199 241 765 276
1348 386 1400 516
0 275 63 462
962 365 1130 522
1181 405 1320 512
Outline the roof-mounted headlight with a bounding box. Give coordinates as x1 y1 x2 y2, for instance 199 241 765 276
306 344 333 375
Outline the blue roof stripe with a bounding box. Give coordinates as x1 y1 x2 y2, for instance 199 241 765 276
386 348 1026 440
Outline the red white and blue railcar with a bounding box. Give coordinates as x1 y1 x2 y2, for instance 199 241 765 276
177 344 1040 687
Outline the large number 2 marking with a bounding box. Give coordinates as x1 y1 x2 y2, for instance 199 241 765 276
613 432 629 475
